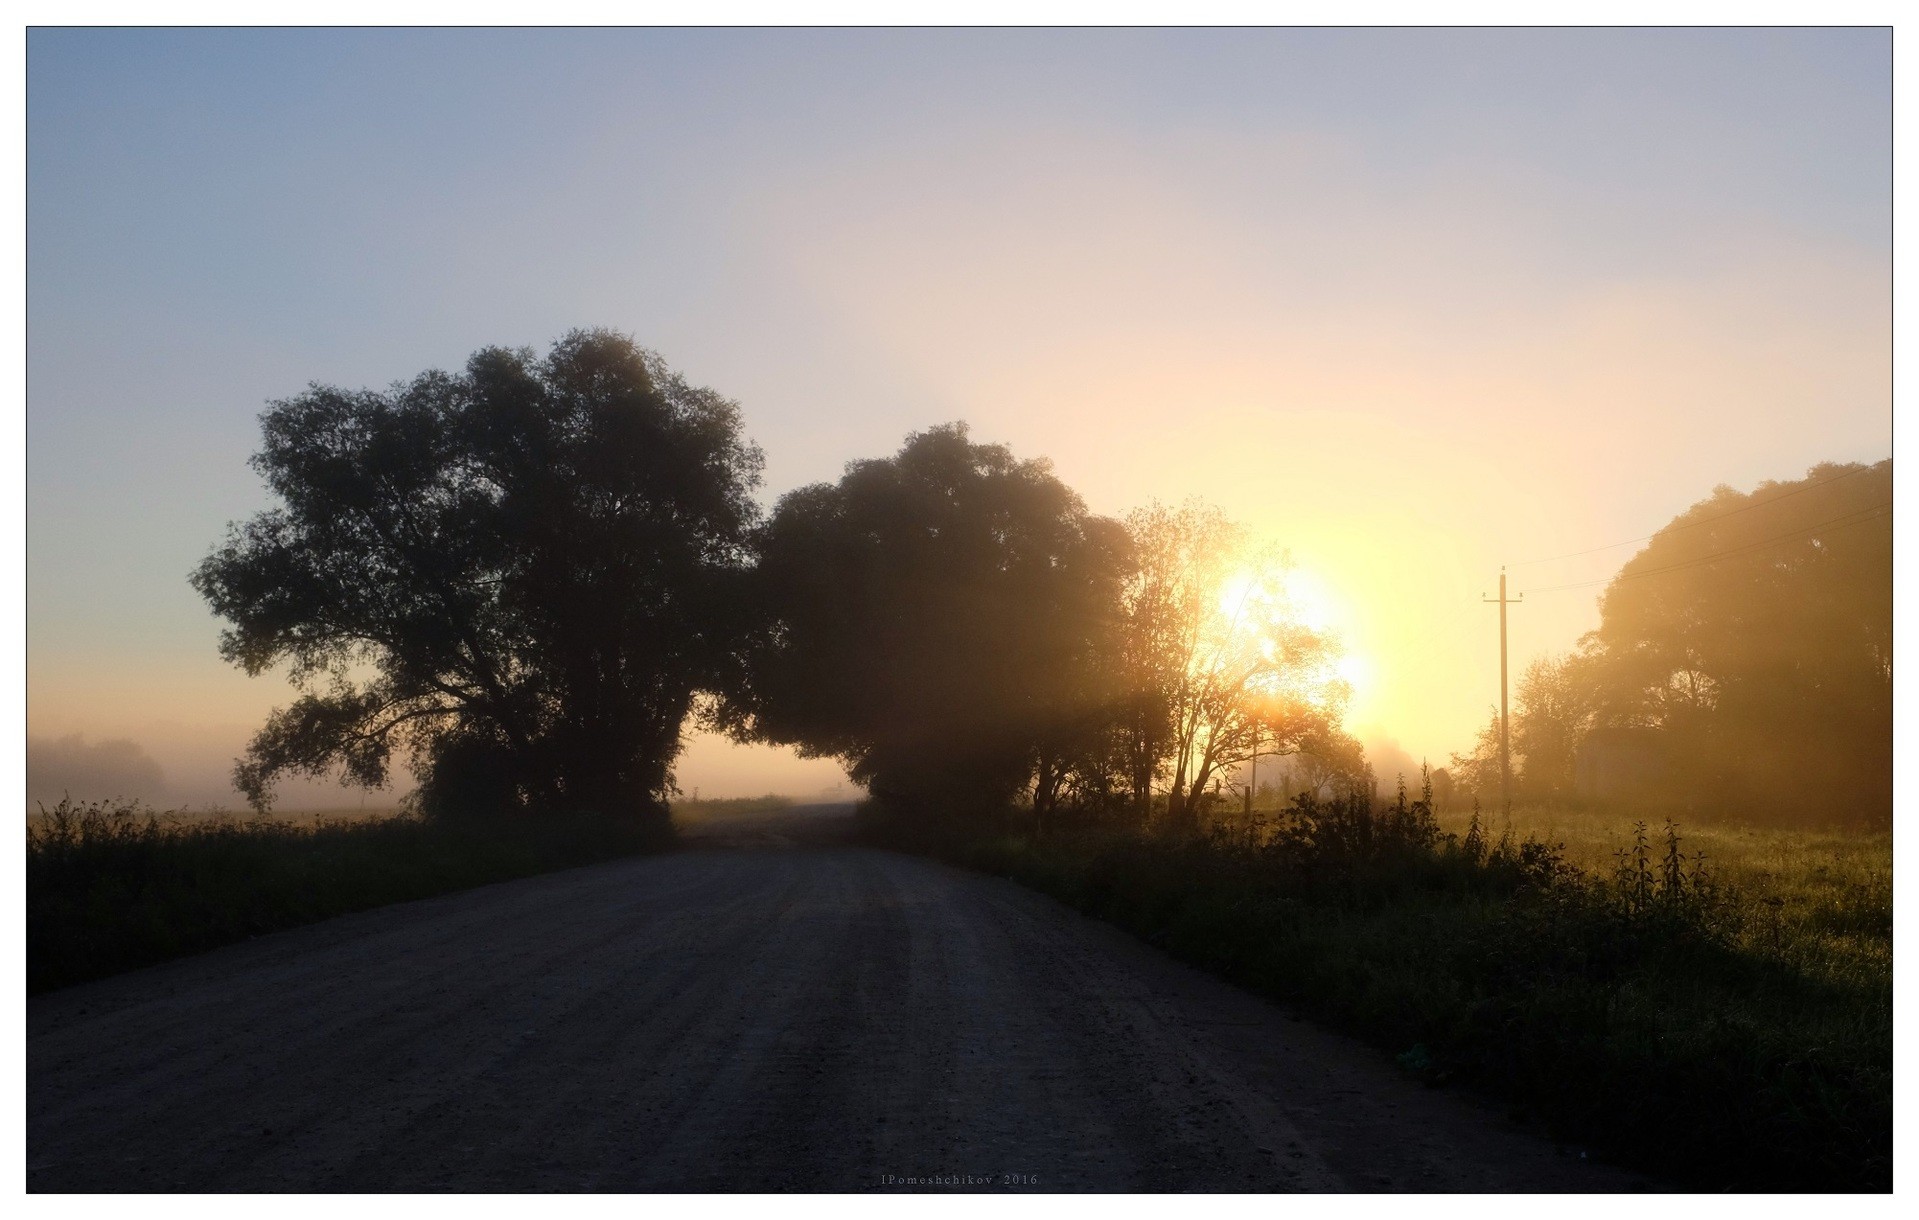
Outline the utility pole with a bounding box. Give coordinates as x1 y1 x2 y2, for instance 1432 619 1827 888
1244 723 1258 816
1483 567 1523 816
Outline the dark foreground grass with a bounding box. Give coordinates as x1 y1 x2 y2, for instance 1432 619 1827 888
866 796 1891 1193
27 798 674 994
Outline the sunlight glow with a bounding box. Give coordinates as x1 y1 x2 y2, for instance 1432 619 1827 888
1215 559 1372 725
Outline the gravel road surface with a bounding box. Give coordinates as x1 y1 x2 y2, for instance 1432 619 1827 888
29 823 1648 1191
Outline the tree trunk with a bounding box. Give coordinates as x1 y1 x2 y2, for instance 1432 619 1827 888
1032 758 1062 839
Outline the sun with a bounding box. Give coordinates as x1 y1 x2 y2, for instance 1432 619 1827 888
1216 560 1373 721
1217 562 1349 639
1276 567 1342 634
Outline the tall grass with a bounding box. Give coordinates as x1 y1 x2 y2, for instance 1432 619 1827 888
867 784 1891 1192
1438 800 1892 991
27 798 674 994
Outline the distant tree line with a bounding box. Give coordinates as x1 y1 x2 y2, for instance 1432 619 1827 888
1451 460 1891 825
196 332 1366 828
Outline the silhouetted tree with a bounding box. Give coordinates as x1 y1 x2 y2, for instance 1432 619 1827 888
1278 736 1374 803
1510 652 1597 800
1447 707 1504 802
1120 502 1353 823
718 423 1131 816
1112 501 1240 817
1577 459 1891 822
1025 631 1136 828
192 330 764 823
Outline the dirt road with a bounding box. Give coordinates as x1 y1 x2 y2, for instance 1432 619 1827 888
28 826 1648 1191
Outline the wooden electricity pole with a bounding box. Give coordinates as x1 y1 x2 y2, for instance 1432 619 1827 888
1483 568 1523 816
1244 723 1258 816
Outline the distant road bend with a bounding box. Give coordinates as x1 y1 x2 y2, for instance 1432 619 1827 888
28 809 1645 1192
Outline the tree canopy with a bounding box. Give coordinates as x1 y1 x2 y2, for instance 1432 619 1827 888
718 424 1132 813
1578 459 1891 820
192 330 764 821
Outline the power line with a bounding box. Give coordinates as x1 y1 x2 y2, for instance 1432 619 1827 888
1510 463 1881 567
1523 501 1891 594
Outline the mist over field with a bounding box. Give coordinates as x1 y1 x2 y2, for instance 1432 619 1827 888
26 735 170 807
26 728 853 811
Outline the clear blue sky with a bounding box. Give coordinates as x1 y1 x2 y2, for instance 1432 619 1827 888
27 28 1891 804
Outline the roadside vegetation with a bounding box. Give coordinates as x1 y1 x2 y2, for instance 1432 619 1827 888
27 797 672 994
865 781 1891 1192
1439 801 1892 985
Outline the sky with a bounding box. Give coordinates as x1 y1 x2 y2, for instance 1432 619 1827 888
26 27 1891 806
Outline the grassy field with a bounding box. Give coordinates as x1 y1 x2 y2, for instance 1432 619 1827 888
867 792 1892 1192
1437 801 1893 992
667 793 797 824
27 798 674 994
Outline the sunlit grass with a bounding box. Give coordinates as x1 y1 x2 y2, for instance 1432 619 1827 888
1436 801 1892 989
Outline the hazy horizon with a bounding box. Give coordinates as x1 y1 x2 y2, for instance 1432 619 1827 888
27 27 1890 808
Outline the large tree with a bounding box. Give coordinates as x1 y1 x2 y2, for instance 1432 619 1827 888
1119 501 1353 821
719 423 1131 815
1509 652 1598 800
192 330 764 822
1578 459 1891 821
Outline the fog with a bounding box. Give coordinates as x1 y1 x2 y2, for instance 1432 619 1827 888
24 731 377 811
26 734 170 808
25 728 854 812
